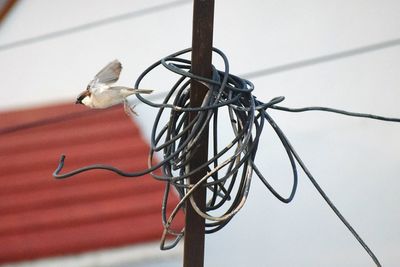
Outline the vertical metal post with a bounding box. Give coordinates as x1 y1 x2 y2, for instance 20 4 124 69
183 0 214 267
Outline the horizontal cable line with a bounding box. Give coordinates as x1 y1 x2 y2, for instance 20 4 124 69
0 0 190 52
242 37 400 78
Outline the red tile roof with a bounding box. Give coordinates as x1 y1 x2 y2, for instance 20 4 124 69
0 103 183 263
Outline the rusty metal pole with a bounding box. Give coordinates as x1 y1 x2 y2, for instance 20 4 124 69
183 0 214 267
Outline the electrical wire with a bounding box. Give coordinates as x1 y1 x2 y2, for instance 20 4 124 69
0 0 190 52
52 47 400 266
242 37 400 78
0 109 93 135
0 91 171 136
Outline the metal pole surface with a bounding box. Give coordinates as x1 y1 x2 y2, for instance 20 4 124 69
183 0 214 267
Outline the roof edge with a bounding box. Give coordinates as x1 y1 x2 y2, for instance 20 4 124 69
2 242 182 267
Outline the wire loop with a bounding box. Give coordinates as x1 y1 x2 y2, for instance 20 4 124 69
51 47 400 266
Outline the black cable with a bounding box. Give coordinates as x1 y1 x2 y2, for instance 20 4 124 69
271 104 400 122
51 47 400 266
0 45 392 264
262 112 382 266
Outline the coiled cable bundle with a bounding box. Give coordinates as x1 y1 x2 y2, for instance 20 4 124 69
54 47 400 266
136 47 284 249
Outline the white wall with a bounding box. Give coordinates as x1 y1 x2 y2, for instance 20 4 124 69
1 1 399 266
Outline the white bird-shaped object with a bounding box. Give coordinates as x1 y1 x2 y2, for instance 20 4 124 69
76 60 153 115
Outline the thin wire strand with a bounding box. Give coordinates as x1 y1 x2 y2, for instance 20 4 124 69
0 0 190 52
242 37 400 78
0 91 169 136
271 105 400 122
51 48 400 266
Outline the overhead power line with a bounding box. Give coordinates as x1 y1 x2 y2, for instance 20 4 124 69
242 37 400 78
0 0 190 52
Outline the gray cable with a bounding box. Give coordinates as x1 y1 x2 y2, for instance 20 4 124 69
52 47 396 266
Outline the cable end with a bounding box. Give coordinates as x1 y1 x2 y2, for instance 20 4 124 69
53 154 66 179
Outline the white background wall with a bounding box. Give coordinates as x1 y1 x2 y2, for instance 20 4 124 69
1 1 399 266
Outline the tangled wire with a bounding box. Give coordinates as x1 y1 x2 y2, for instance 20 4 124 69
54 48 400 266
